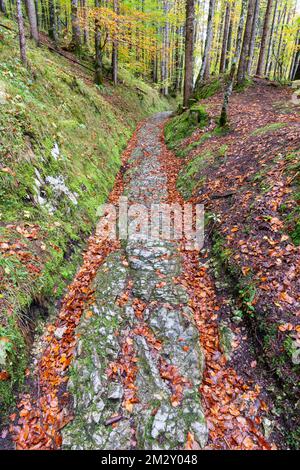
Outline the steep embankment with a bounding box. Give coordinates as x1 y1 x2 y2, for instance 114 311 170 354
165 78 300 448
0 18 168 415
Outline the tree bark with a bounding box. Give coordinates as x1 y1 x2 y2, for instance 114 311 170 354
225 1 235 71
265 0 278 76
220 0 248 126
183 0 195 108
237 0 256 84
0 0 7 15
81 0 89 45
94 0 103 85
290 31 300 81
195 0 216 86
220 1 231 74
71 0 81 54
48 0 58 43
247 0 260 75
16 0 27 67
112 0 119 85
256 0 274 76
26 0 39 45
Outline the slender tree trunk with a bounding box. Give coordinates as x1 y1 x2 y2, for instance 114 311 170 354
274 2 287 79
220 1 231 74
225 1 235 71
247 0 260 75
256 0 274 76
81 0 89 45
94 0 103 85
290 31 300 80
0 0 7 15
48 0 57 42
237 0 256 84
295 57 300 80
265 0 278 76
195 0 216 86
161 0 170 96
71 0 81 54
220 0 248 126
183 0 195 108
112 0 119 85
26 0 39 45
16 0 27 67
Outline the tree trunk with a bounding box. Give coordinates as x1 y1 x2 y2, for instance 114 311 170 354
48 0 57 42
220 1 231 74
195 0 216 86
225 1 235 71
274 2 287 80
0 0 7 15
81 0 89 45
183 0 195 108
256 0 274 76
237 0 256 84
94 0 103 85
247 0 260 75
290 31 300 81
26 0 39 45
16 0 27 67
112 0 119 85
265 0 278 76
220 0 248 127
295 58 300 80
71 0 81 54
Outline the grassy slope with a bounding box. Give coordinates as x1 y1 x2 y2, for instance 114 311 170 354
0 18 169 411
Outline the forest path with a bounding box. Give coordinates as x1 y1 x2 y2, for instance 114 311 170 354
11 113 272 450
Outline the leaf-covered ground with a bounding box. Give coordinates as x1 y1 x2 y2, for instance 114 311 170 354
165 78 300 448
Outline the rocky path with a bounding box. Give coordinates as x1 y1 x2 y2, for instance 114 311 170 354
62 113 207 450
12 113 274 450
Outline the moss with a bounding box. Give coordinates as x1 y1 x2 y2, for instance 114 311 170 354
234 78 253 93
164 106 208 152
251 122 288 136
176 145 227 200
0 319 27 409
194 78 222 100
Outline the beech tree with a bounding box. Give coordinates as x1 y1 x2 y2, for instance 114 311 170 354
220 0 248 126
16 0 27 66
26 0 39 45
183 0 195 107
237 0 256 84
71 0 81 54
256 0 274 76
220 0 232 74
112 0 119 85
195 0 216 87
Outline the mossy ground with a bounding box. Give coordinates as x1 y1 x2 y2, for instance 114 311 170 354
164 105 208 152
193 78 222 101
0 17 169 413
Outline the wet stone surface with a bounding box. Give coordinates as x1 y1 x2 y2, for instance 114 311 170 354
62 113 208 450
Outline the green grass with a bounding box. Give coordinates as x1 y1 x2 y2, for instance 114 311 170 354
0 18 169 412
251 122 288 136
